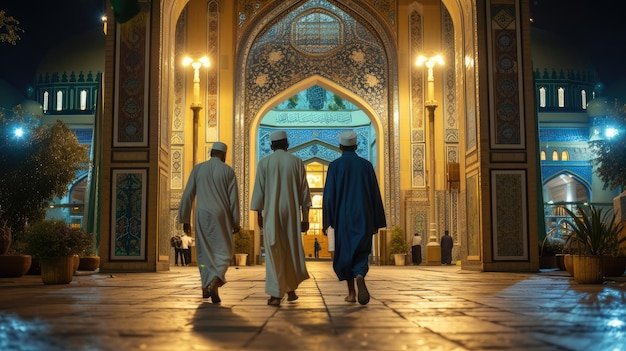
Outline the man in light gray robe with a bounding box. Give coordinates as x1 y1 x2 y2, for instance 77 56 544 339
179 142 240 303
251 130 312 306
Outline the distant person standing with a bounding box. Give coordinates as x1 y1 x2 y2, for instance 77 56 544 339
411 233 422 265
314 238 321 259
251 130 312 306
179 142 240 304
173 235 184 266
180 232 194 266
323 131 386 305
441 230 453 265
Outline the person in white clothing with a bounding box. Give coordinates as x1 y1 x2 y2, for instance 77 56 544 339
179 142 240 303
251 130 312 306
180 232 194 266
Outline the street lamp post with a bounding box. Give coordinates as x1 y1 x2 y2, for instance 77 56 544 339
182 56 210 165
416 54 444 265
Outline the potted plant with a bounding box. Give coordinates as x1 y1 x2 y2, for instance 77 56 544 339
539 238 564 269
389 225 409 266
233 229 252 266
23 220 93 284
564 204 625 283
0 215 33 278
78 233 100 271
0 113 89 236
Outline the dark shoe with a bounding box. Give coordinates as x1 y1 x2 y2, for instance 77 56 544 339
202 286 210 299
287 291 298 301
208 278 221 304
267 296 281 306
356 275 370 305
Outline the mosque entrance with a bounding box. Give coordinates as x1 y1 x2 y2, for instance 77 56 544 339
257 85 379 259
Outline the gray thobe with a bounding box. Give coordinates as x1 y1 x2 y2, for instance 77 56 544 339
251 149 312 298
179 157 240 289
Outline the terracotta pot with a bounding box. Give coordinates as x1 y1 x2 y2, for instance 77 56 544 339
563 254 574 276
235 254 248 266
72 254 80 272
0 254 32 278
26 257 41 275
540 256 558 269
572 255 603 284
393 253 406 266
40 256 75 284
78 256 100 271
555 254 566 271
601 256 626 277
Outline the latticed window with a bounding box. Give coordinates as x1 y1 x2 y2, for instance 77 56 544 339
291 11 343 55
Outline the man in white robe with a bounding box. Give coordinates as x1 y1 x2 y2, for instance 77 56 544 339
179 142 240 303
251 130 312 306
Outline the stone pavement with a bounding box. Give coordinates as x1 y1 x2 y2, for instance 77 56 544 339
1 260 625 351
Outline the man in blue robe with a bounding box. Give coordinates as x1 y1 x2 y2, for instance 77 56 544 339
323 131 386 305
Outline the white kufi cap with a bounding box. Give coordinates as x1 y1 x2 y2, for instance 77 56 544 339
339 131 357 146
270 131 287 141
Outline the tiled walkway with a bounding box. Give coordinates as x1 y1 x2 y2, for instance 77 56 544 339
1 261 625 350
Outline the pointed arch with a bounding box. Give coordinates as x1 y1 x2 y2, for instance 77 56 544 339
247 74 386 192
235 0 400 228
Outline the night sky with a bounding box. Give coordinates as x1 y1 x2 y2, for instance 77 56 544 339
1 0 624 94
530 0 626 91
0 0 105 94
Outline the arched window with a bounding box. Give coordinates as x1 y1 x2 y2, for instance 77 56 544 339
557 87 565 108
540 150 546 160
43 91 49 112
539 87 546 107
581 90 587 110
561 150 569 161
80 90 87 110
56 91 63 111
552 150 559 161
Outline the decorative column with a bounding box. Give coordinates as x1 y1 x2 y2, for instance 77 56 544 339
182 56 210 165
417 54 444 265
182 56 209 266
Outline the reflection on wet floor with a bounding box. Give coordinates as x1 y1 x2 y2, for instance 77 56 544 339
0 262 625 350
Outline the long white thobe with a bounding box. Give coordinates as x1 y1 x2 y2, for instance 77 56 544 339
250 149 312 298
179 157 240 289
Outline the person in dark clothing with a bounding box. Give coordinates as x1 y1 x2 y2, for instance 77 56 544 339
440 230 453 265
411 233 422 265
314 238 321 259
323 131 386 305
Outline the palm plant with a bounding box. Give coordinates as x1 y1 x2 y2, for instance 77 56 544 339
563 204 625 256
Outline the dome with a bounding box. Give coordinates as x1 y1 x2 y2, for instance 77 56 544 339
35 28 105 82
531 27 597 81
19 99 44 119
587 97 614 117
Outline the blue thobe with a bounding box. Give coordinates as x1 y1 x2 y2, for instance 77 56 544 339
323 150 386 281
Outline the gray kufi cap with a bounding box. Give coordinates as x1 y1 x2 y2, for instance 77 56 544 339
339 131 357 146
212 142 227 152
270 130 287 141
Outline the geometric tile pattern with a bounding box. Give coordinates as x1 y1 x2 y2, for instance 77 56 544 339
490 2 523 147
492 170 527 260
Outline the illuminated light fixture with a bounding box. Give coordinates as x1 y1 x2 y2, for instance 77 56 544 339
182 56 211 106
605 127 618 139
416 54 444 105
